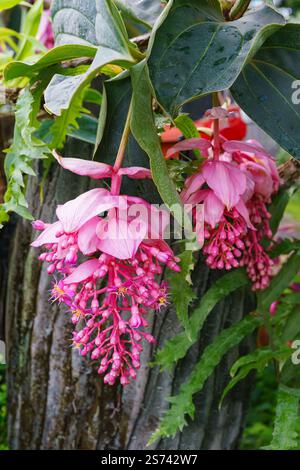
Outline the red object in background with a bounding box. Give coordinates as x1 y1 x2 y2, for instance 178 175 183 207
161 105 247 158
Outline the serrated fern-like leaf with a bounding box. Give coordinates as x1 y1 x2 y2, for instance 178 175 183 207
220 347 291 407
47 87 90 150
155 268 249 370
167 250 196 336
149 314 261 444
0 88 50 226
265 385 300 450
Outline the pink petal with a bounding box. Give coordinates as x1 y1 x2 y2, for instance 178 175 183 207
119 167 152 179
77 217 101 255
166 138 212 159
202 161 246 209
53 150 113 179
56 188 119 233
204 191 224 228
31 221 63 247
223 140 271 160
64 259 100 284
235 199 255 230
97 215 147 259
181 173 205 202
241 162 273 199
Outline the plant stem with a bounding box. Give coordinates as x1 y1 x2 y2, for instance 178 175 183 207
213 92 220 160
113 101 132 173
229 0 251 20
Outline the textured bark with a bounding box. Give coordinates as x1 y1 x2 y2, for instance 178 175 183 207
4 139 256 450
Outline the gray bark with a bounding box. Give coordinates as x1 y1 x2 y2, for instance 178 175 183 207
4 139 256 450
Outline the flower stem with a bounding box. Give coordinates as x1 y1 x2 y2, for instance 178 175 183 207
113 101 132 173
111 101 132 195
213 92 220 160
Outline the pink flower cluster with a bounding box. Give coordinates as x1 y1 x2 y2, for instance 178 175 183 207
32 153 180 385
169 135 280 290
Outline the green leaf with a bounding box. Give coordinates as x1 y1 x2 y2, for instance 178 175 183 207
16 0 44 61
266 385 300 450
220 347 291 406
4 44 97 81
168 250 196 335
130 60 183 214
258 251 300 313
232 24 300 162
0 0 22 12
155 268 249 370
174 114 201 157
94 72 132 160
115 0 163 28
0 88 50 225
52 0 98 46
149 314 261 443
45 0 138 117
47 86 90 149
148 0 285 116
268 188 291 236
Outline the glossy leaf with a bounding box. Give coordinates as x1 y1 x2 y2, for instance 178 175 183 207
45 0 137 116
232 24 300 161
130 60 183 211
148 0 285 116
115 0 163 28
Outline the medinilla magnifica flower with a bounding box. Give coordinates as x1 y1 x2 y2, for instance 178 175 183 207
167 127 280 290
32 153 180 385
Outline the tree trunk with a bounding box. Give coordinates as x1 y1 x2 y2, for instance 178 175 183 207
4 139 256 450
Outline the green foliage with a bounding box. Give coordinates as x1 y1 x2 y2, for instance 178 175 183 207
167 250 196 335
4 44 96 81
155 269 249 370
257 251 300 314
174 114 201 158
148 0 284 116
0 88 51 225
149 314 261 443
265 386 300 450
232 24 300 161
15 0 44 61
130 60 183 213
0 0 22 11
220 347 291 406
46 0 139 117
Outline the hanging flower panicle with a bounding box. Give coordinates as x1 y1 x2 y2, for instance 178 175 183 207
167 108 280 290
32 153 180 385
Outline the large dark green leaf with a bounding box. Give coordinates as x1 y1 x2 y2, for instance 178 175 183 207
94 73 132 162
130 60 183 211
45 0 138 116
232 24 300 161
52 0 98 46
115 0 164 28
148 0 285 116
